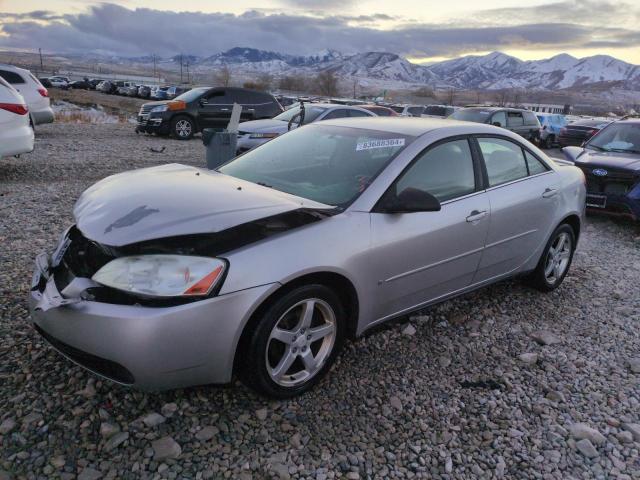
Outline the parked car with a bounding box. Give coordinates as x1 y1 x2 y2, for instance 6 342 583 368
422 105 458 118
166 86 190 100
117 82 136 96
125 84 141 97
0 64 54 125
390 104 424 117
137 85 152 99
98 80 124 95
360 104 399 117
562 119 640 220
0 76 34 158
150 86 170 100
48 76 69 89
30 117 585 397
557 119 610 147
136 87 284 140
449 107 541 142
236 103 375 152
69 79 91 90
38 77 52 88
537 113 568 148
88 79 104 90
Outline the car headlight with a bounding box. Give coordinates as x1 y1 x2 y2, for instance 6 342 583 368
150 105 168 113
92 255 226 298
249 132 279 139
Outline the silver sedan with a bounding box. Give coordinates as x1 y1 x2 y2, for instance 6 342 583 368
29 117 586 398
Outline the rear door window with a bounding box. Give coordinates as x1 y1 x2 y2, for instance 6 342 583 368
0 69 25 84
323 109 351 120
478 137 529 187
491 111 507 127
507 112 524 127
408 106 424 116
348 109 371 118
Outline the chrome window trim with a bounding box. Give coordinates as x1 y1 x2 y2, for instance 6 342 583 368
485 170 554 193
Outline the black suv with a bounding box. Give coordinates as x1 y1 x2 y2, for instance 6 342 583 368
136 87 284 139
450 107 541 142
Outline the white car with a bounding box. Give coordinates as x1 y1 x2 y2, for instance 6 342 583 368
48 76 69 88
236 103 376 153
0 76 34 158
0 64 54 125
390 104 425 117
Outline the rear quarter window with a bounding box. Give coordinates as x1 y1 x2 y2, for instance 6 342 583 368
0 69 25 84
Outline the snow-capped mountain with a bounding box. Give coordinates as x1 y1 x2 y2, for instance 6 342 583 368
429 51 640 90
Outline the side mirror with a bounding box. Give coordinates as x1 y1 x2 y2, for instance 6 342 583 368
380 187 441 213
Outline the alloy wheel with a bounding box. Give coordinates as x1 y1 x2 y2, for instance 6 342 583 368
175 119 192 137
265 298 336 387
544 232 572 284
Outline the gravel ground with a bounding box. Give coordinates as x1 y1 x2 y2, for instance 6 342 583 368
1 123 639 480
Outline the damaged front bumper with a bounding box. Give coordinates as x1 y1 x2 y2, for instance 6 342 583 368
29 251 278 390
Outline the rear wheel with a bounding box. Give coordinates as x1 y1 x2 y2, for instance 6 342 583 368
238 285 345 398
542 134 555 149
527 224 575 291
171 115 195 140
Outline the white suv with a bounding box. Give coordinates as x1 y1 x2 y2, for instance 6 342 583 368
0 64 54 125
0 76 34 158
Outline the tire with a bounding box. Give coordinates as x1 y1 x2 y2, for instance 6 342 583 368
526 224 576 292
542 135 554 149
171 115 195 140
238 284 346 398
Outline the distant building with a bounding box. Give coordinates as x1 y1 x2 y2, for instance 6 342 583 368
518 103 573 114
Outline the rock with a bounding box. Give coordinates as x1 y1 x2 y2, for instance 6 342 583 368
50 455 66 469
389 396 403 412
569 423 606 445
575 439 598 458
195 426 218 442
518 353 538 365
546 391 565 403
271 463 291 480
616 431 633 443
530 330 561 346
290 432 302 448
78 468 103 480
152 436 181 460
628 358 640 374
104 431 129 452
0 418 16 435
401 324 416 336
622 423 640 441
77 380 96 398
255 408 268 421
22 412 43 425
438 356 451 368
99 422 120 439
141 412 166 427
445 457 453 473
160 403 178 418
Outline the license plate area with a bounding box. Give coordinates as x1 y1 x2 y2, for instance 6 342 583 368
586 194 607 208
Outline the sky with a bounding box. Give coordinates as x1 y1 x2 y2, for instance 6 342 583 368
0 0 639 64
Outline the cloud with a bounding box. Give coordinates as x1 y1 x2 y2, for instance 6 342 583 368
0 3 638 59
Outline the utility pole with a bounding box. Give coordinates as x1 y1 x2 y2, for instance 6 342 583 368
185 62 190 84
152 54 157 79
180 54 183 83
38 48 43 74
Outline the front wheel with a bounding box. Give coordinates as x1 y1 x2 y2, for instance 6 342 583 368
527 224 575 291
171 115 195 140
238 285 345 398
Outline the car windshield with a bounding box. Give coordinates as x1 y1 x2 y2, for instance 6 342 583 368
174 87 208 102
274 105 327 124
219 124 414 207
449 109 492 123
586 123 640 153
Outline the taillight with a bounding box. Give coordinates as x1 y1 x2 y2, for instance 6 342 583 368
587 129 599 138
0 103 29 115
38 87 49 98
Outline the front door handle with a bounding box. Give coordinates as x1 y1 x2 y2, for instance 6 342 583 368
466 210 487 223
542 187 558 198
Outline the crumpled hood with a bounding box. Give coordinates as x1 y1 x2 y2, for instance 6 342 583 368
574 149 640 171
74 163 330 246
238 119 288 133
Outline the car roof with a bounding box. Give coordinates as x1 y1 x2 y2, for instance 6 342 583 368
0 63 27 73
317 116 496 136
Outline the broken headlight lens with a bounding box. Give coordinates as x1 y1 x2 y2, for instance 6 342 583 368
92 255 226 298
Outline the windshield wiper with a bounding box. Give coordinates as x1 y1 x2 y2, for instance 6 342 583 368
608 148 640 154
586 145 608 152
256 181 273 188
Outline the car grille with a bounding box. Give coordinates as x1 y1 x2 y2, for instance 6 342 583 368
579 166 638 195
139 104 155 116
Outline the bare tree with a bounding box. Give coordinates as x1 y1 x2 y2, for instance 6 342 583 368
315 70 339 97
243 73 273 91
278 75 307 92
214 65 232 87
494 90 509 107
414 86 436 98
444 87 456 105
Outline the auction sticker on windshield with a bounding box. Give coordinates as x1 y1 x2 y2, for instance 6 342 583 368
356 138 405 151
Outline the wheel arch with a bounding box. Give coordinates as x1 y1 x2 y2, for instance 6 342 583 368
171 112 200 133
232 271 360 375
560 213 581 243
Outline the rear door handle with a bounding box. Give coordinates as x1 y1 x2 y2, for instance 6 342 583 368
466 210 487 222
542 187 558 198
